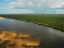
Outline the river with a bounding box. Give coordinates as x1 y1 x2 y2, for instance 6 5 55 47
0 17 64 48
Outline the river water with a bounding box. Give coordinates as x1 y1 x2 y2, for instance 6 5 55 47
0 17 64 48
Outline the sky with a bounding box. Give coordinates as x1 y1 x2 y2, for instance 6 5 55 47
0 0 64 14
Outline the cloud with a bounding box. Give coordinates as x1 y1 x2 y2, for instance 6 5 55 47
9 1 26 8
1 0 64 14
37 4 42 6
17 2 25 7
27 2 35 6
8 0 64 9
17 0 26 7
8 6 15 8
9 2 17 5
0 9 34 14
13 0 46 7
47 0 64 8
8 2 17 9
8 0 52 9
49 4 62 8
49 2 64 8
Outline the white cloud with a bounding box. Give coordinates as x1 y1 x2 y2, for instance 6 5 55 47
47 0 64 8
37 4 42 6
8 0 64 9
9 2 17 8
27 2 35 6
50 4 62 8
9 0 26 8
11 9 34 14
8 0 49 8
17 0 23 2
0 9 34 14
16 0 46 7
18 2 25 7
49 2 64 8
17 0 26 7
8 6 15 8
62 2 64 6
41 0 45 1
9 2 17 5
62 2 64 4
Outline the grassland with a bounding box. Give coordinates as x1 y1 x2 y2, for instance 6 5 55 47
1 14 64 31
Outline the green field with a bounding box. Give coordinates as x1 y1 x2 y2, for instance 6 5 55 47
1 14 64 31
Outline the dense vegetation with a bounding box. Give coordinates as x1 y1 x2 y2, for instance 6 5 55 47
1 14 64 31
